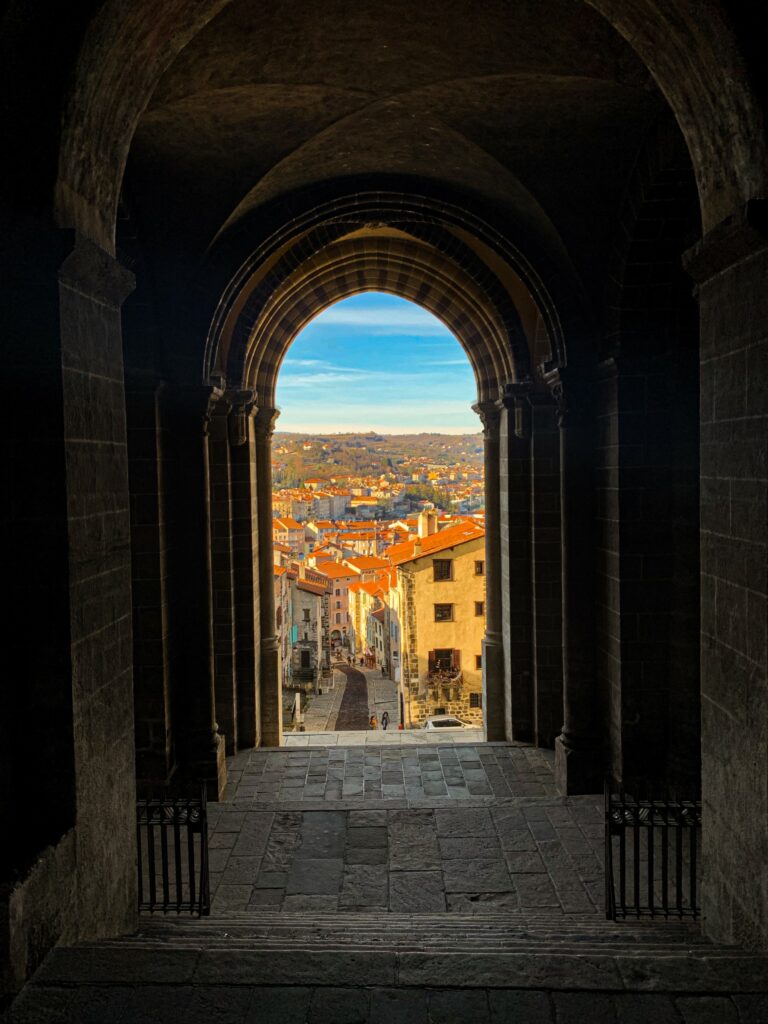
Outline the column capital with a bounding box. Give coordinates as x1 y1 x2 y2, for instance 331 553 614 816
254 405 280 439
225 389 258 447
472 400 501 438
543 367 592 428
683 198 768 285
58 232 135 307
165 384 226 436
497 380 533 439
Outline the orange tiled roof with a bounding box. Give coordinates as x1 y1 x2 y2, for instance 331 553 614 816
344 555 390 572
297 579 329 596
274 517 303 531
385 521 485 565
316 561 357 580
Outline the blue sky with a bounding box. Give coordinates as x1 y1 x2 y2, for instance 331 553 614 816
275 293 478 433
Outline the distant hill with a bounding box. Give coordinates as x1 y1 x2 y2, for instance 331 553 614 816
272 431 483 486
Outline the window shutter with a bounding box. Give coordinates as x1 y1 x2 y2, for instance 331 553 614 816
452 650 461 670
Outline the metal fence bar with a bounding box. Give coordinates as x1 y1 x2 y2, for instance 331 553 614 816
136 788 209 916
605 780 700 922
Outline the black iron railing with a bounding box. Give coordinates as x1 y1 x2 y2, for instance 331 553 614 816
605 780 701 921
136 788 210 916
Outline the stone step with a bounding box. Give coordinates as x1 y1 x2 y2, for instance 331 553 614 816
30 943 768 995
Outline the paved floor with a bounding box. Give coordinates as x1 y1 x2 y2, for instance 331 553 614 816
207 744 603 916
222 744 555 802
8 741 768 1024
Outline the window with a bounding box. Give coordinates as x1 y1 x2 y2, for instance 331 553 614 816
335 589 340 596
434 604 453 622
433 559 453 581
475 601 485 616
302 609 310 622
475 654 482 670
474 560 485 576
336 600 341 609
335 613 341 624
470 692 483 708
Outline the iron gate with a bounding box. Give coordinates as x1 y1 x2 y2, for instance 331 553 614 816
605 780 701 921
136 788 210 916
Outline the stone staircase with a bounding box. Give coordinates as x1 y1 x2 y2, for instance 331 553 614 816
6 911 768 1021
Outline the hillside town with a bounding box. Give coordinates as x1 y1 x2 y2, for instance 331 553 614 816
272 434 486 730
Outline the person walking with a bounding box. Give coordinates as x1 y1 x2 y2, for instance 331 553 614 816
381 711 389 731
369 713 378 730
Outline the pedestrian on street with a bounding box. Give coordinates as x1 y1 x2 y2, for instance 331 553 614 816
369 713 378 730
381 711 389 731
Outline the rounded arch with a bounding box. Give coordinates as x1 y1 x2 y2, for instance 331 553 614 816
200 185 576 405
230 236 522 406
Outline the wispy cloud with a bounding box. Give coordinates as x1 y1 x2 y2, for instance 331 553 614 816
313 305 449 334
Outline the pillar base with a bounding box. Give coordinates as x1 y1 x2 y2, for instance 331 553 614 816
554 734 602 795
260 637 283 747
482 634 506 741
190 732 227 801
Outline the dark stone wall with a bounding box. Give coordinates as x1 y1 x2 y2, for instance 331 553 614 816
57 237 137 940
689 214 768 948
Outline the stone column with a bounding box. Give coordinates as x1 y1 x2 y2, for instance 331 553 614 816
473 400 506 740
547 369 602 794
164 385 227 799
528 393 563 749
497 383 534 742
254 405 283 746
208 396 238 754
227 390 261 748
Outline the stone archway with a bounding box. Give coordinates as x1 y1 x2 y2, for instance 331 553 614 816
200 198 566 752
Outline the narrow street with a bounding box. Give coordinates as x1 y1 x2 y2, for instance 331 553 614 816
332 664 370 731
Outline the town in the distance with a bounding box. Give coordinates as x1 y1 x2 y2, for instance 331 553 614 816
272 431 486 732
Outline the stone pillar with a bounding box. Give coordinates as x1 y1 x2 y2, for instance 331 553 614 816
473 400 506 740
254 405 283 747
547 369 602 794
164 385 227 799
497 383 534 742
528 394 563 748
227 390 261 748
125 371 174 783
208 397 238 754
684 201 768 949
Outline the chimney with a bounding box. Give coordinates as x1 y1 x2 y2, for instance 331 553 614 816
413 537 422 557
417 510 438 537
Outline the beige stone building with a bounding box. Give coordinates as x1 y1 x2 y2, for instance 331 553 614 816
387 516 486 726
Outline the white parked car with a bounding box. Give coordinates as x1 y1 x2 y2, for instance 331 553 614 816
422 715 470 730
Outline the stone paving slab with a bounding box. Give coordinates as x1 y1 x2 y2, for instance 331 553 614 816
222 744 555 804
